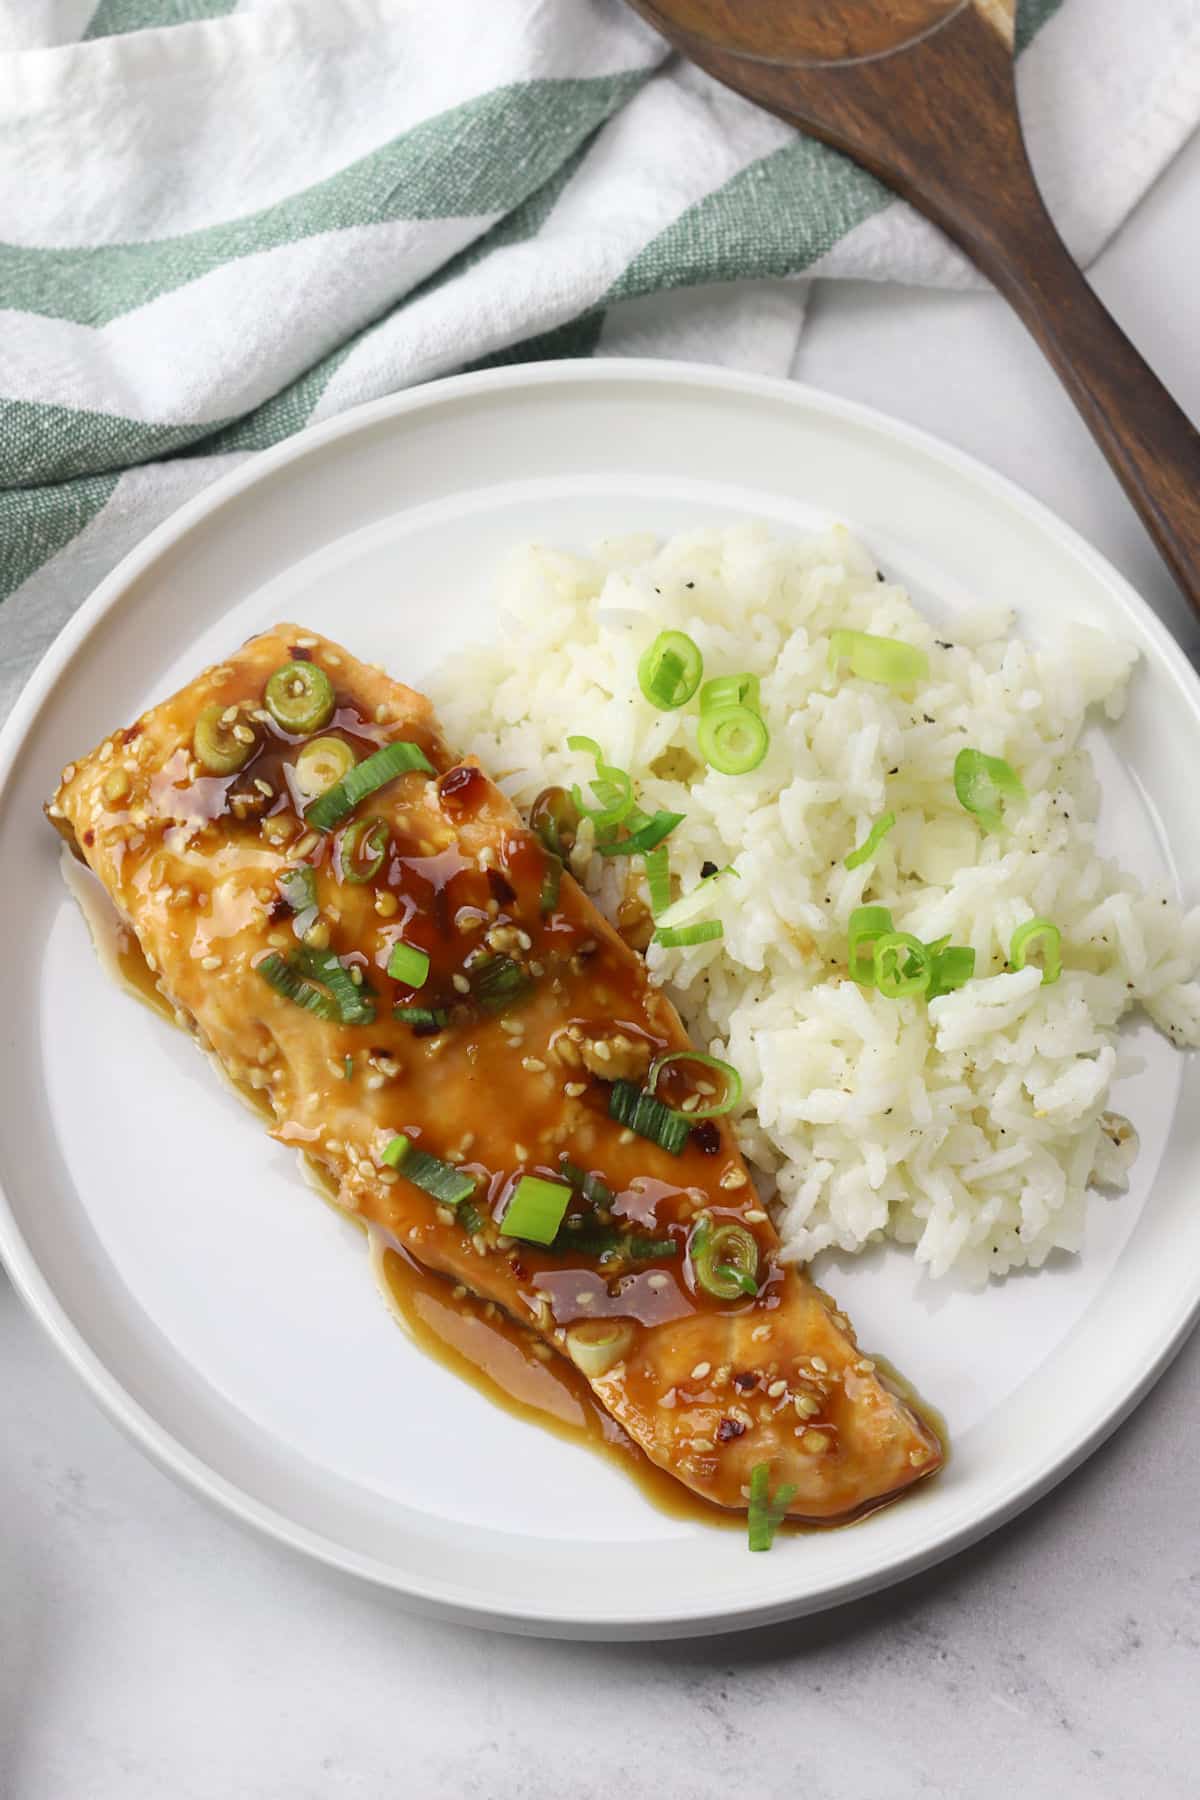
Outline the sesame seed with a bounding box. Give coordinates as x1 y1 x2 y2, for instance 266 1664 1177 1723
61 763 76 784
751 1325 771 1342
719 1167 748 1190
563 1081 586 1098
690 1438 714 1454
471 1232 488 1255
690 1362 711 1380
220 707 238 726
521 1056 546 1073
375 704 392 724
365 1073 385 1091
810 1356 828 1373
295 636 318 648
378 1169 398 1184
575 1291 595 1307
647 1274 669 1290
253 778 273 797
794 1393 820 1418
744 1208 767 1223
514 1143 530 1161
452 973 471 994
436 1205 455 1226
618 1127 635 1145
200 954 222 971
681 1094 701 1113
767 1379 787 1398
516 930 532 951
802 1430 828 1454
374 892 399 917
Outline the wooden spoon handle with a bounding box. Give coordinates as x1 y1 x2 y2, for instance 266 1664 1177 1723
919 157 1200 618
636 0 1200 615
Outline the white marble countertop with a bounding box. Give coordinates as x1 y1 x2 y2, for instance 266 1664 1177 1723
5 132 1200 1800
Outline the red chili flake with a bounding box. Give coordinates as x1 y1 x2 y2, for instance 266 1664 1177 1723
732 1371 758 1392
288 645 313 662
716 1417 745 1443
692 1120 720 1155
121 723 143 743
82 828 95 847
266 896 291 923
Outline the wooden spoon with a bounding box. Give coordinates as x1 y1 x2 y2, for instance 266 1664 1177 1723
623 0 1200 616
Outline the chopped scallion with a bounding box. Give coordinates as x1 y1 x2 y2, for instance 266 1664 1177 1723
848 905 894 985
874 931 932 999
953 747 1026 834
1010 917 1062 984
653 864 737 934
338 814 389 884
747 1463 797 1552
387 941 430 988
828 630 928 691
648 1050 742 1120
927 944 976 999
845 811 896 871
700 673 760 716
654 920 724 949
608 1079 690 1155
597 809 685 857
691 1219 759 1300
472 953 533 1013
256 946 375 1025
643 844 672 918
540 854 562 915
305 739 434 832
392 1003 451 1032
381 1134 476 1207
697 705 769 776
637 630 704 710
501 1175 573 1246
567 735 635 831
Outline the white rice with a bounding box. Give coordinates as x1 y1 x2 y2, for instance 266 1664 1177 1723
428 522 1200 1284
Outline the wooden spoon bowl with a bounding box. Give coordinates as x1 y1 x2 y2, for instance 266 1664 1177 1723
625 0 1200 615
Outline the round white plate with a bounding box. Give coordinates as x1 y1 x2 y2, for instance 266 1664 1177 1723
2 361 1199 1640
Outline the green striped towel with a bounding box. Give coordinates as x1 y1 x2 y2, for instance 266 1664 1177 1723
3 0 1199 714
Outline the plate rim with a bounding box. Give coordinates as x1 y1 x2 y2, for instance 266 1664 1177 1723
3 355 1199 1638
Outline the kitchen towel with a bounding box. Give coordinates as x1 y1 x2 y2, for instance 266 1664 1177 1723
2 0 1199 711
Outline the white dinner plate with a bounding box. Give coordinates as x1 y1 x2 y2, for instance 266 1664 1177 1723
2 360 1199 1640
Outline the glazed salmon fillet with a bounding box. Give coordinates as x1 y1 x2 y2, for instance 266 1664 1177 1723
47 624 941 1523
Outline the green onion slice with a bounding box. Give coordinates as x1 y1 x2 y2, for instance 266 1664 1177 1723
697 705 769 776
381 1134 477 1207
653 864 737 935
501 1175 573 1246
540 854 562 915
458 1200 485 1236
277 863 318 924
193 703 256 775
597 809 685 858
845 811 896 871
294 735 356 800
305 740 435 833
847 905 894 985
700 673 760 716
608 1079 690 1155
264 661 335 735
874 931 932 999
557 1158 616 1212
953 747 1026 835
927 944 976 999
637 630 704 710
472 953 533 1014
643 845 672 918
387 941 430 989
256 946 375 1025
654 920 724 949
691 1220 759 1300
529 785 580 860
567 736 635 832
338 814 389 884
393 1003 450 1031
648 1050 742 1121
1010 917 1062 984
828 630 929 691
748 1463 797 1553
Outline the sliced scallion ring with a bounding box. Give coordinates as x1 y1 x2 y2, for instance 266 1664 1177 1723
597 809 685 858
845 811 896 871
264 661 335 735
697 705 769 776
294 735 355 800
847 905 894 986
256 945 375 1025
699 673 760 716
1010 917 1062 984
654 920 723 948
828 630 928 691
305 739 434 832
501 1174 573 1246
393 1003 450 1032
381 1134 476 1206
691 1220 759 1300
386 941 430 989
927 944 976 999
193 703 256 775
608 1079 690 1155
338 814 389 884
648 1050 742 1120
637 630 704 710
873 931 932 999
953 747 1026 834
